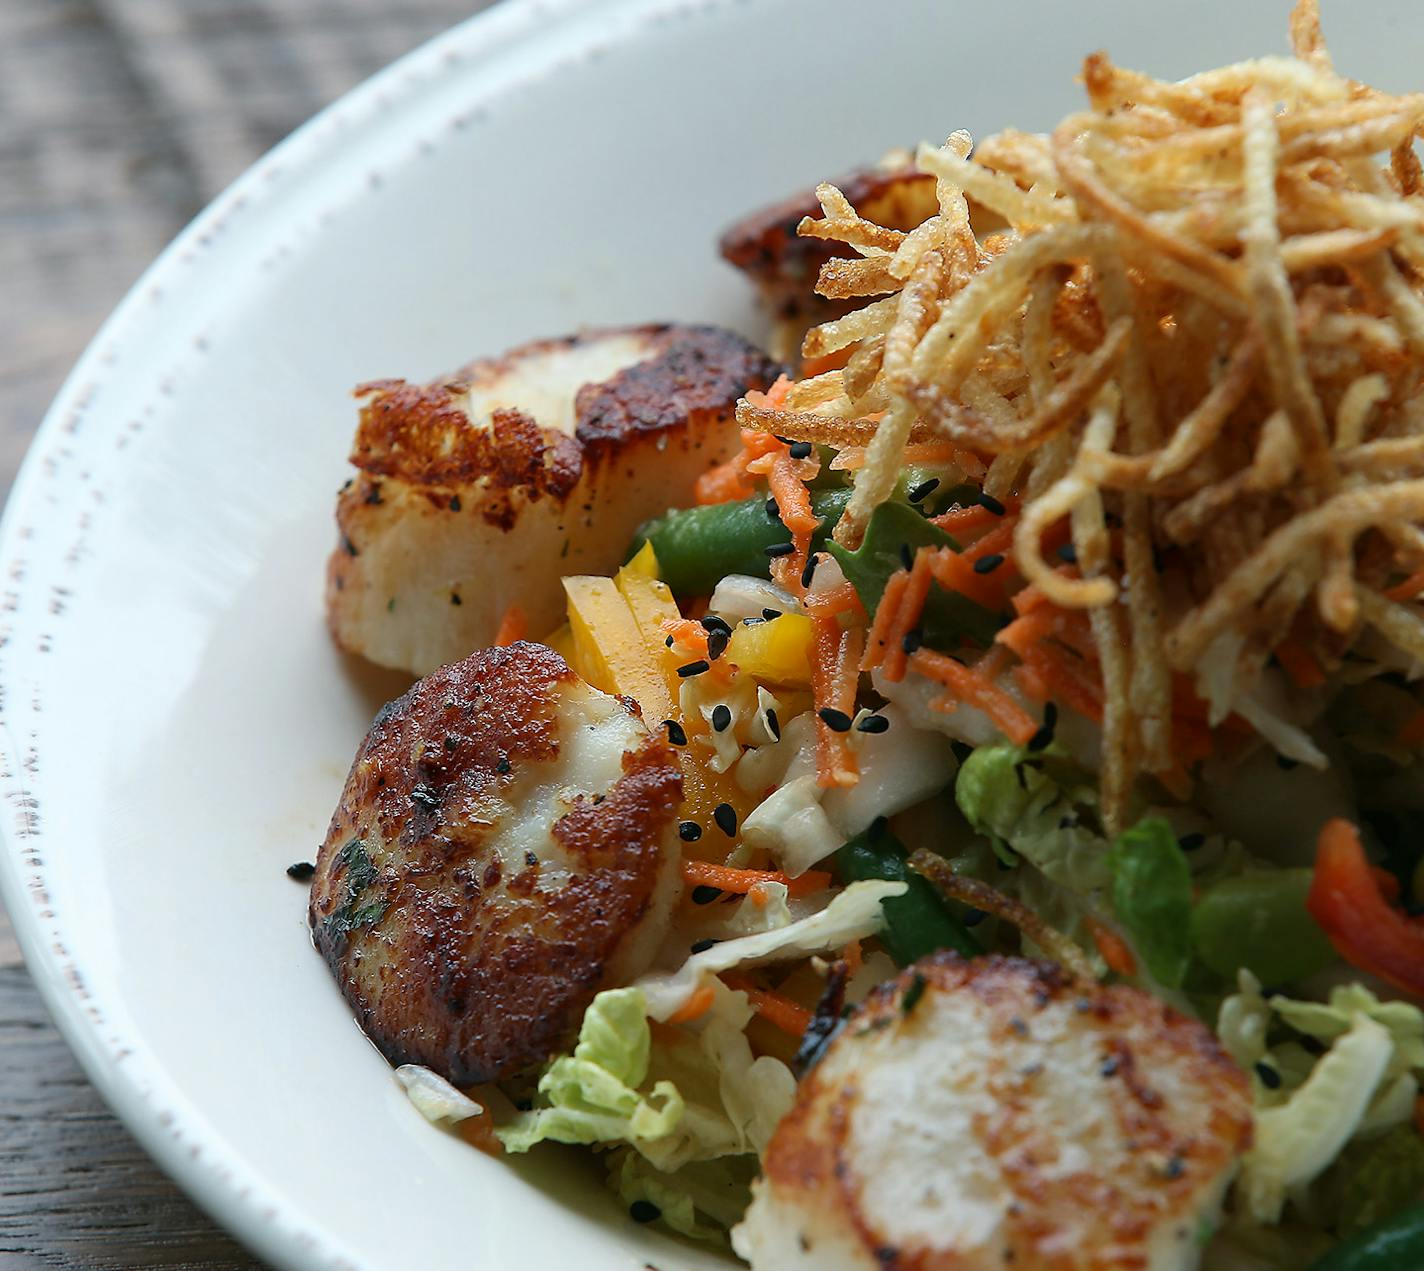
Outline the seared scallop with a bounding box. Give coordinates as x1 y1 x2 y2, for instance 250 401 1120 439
309 641 683 1084
733 954 1252 1271
327 324 782 676
719 156 937 360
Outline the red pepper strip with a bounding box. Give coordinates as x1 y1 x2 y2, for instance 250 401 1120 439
1307 818 1424 998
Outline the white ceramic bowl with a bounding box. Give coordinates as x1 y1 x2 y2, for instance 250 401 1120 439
2 1 1418 1266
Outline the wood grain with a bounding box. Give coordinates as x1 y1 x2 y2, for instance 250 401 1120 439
0 1 492 1264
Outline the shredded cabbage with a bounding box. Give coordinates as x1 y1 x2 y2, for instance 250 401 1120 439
740 775 843 877
497 987 683 1155
609 1148 759 1241
636 879 906 1021
395 1065 484 1125
954 743 1110 893
1243 1010 1394 1222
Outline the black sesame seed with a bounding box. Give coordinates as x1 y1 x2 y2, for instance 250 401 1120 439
495 756 511 775
711 704 732 733
963 907 987 927
706 629 730 661
286 861 316 881
1276 754 1299 771
765 497 780 519
1163 1155 1186 1180
801 552 820 589
901 628 923 654
762 607 782 621
788 441 813 460
691 885 722 905
629 1200 661 1224
1027 702 1057 752
1255 1062 1282 1090
818 707 853 732
765 541 796 559
700 615 732 636
764 708 781 740
1178 832 1206 852
679 820 703 842
1057 543 1078 564
1101 1055 1121 1077
857 713 890 734
907 477 940 504
690 938 720 955
677 659 711 678
713 803 738 836
976 491 1007 516
742 616 765 626
973 553 1005 575
773 435 793 445
450 592 463 606
664 634 675 647
898 543 914 571
663 719 688 746
449 494 462 512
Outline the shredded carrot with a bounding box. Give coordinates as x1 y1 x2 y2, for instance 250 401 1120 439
960 519 1019 565
880 550 936 682
997 609 1058 658
1018 643 1105 723
694 461 754 505
932 504 1001 536
493 603 527 647
1386 566 1424 603
1088 918 1138 978
1399 704 1424 748
682 858 832 898
899 441 988 478
926 547 1005 610
909 648 1039 745
842 940 863 975
811 617 862 787
862 571 910 671
1275 637 1327 689
660 617 710 659
667 983 717 1025
722 973 812 1037
803 580 865 619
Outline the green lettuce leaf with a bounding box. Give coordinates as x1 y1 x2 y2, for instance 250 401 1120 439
609 1148 760 1243
826 501 1003 650
497 987 683 1154
1323 1123 1424 1235
954 743 1109 890
1108 818 1194 989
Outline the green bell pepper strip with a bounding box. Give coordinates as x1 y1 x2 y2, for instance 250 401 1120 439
833 820 982 964
1310 1205 1424 1270
627 487 852 596
1190 868 1337 986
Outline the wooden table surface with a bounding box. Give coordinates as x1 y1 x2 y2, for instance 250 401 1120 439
0 3 492 1265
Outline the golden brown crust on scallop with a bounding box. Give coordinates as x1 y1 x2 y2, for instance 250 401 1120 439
718 162 937 355
572 326 788 458
309 641 682 1084
324 324 784 675
346 325 780 505
758 954 1252 1271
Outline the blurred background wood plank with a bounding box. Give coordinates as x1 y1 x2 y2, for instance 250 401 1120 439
0 2 492 1264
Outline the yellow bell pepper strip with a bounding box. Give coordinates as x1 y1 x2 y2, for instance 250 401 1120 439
614 555 683 701
726 613 815 687
562 576 676 723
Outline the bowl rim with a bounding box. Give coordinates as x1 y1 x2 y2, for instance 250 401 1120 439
0 1 683 1265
